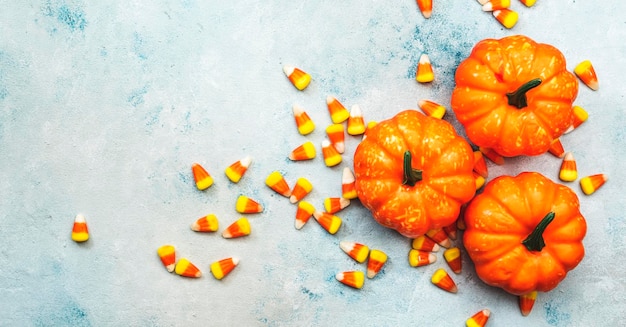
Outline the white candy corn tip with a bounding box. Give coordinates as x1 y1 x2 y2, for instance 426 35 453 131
293 104 306 115
350 105 362 117
342 167 355 183
283 65 295 76
321 139 332 148
428 253 438 263
240 156 252 168
289 195 298 204
295 220 305 230
75 214 86 223
419 54 431 64
326 95 336 104
231 257 240 266
339 241 354 253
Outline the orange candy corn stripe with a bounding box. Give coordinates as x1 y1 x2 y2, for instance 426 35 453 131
157 245 176 273
236 195 263 214
289 141 316 161
192 163 214 190
290 177 313 203
466 309 491 327
519 291 537 316
412 235 440 252
326 124 345 154
416 0 433 19
431 268 457 293
366 249 387 278
473 150 488 178
342 167 358 200
336 271 365 289
295 201 315 230
222 217 251 238
324 197 350 214
283 65 311 91
443 222 458 241
408 249 437 267
493 8 518 29
580 174 607 195
479 147 505 165
71 214 89 242
559 152 578 182
574 60 599 91
326 96 350 124
175 258 202 278
225 156 251 183
313 211 342 234
426 228 452 248
293 104 315 135
191 214 219 232
340 241 370 263
548 138 565 158
266 171 291 197
322 139 342 167
416 54 435 83
418 99 445 119
210 257 239 280
444 247 462 274
482 0 510 11
347 105 366 135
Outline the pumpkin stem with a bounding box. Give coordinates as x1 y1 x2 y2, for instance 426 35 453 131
522 212 555 252
506 78 542 109
402 151 423 187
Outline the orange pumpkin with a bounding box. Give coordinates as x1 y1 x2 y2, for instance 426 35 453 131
353 110 476 238
451 35 579 157
463 172 587 295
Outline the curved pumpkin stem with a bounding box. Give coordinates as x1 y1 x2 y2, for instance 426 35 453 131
522 212 555 252
507 78 542 109
402 151 423 187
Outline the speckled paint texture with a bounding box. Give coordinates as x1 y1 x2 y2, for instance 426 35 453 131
1 1 625 326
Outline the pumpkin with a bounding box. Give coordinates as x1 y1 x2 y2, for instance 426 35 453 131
451 35 579 157
463 172 587 295
353 110 476 238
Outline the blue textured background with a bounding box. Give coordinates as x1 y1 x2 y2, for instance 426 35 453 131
1 1 624 326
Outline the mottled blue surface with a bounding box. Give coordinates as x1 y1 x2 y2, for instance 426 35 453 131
1 1 625 326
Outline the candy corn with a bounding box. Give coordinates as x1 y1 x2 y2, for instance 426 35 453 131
519 0 536 7
289 141 316 161
574 60 599 91
457 204 467 231
444 247 462 274
326 96 350 124
548 138 565 158
290 177 313 203
283 65 311 91
418 99 445 119
580 174 607 195
431 268 457 293
235 195 264 214
340 241 370 263
416 0 433 19
415 54 435 83
71 214 89 242
293 104 315 135
466 309 491 327
479 147 505 165
295 201 315 229
313 211 342 234
192 163 214 190
565 105 589 133
473 150 488 178
324 197 350 214
362 121 378 141
482 0 510 11
336 271 364 289
157 245 176 272
493 8 518 29
342 167 358 200
443 222 458 240
474 171 486 190
224 156 251 183
322 139 342 167
408 249 437 267
476 0 490 4
366 249 387 278
265 171 291 197
347 105 366 135
326 124 345 153
411 235 440 252
175 258 202 278
210 257 239 280
519 291 537 316
191 214 219 232
426 228 452 248
222 217 251 238
559 152 578 182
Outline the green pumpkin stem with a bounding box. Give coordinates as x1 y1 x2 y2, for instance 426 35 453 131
507 78 542 109
402 151 423 187
522 212 555 252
